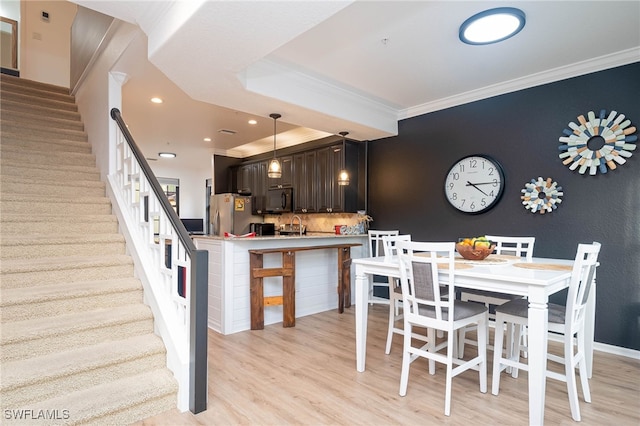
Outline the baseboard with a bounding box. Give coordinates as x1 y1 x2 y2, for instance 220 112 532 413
547 333 640 360
593 342 640 360
1 67 20 77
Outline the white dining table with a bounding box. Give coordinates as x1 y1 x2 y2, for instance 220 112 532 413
352 254 596 426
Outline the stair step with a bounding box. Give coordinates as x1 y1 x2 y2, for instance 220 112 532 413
0 213 119 235
0 89 78 111
0 233 126 259
0 254 134 288
0 163 100 184
0 135 92 154
0 277 143 321
1 121 88 142
0 98 82 121
0 108 84 131
0 80 74 103
0 193 112 215
0 304 154 362
2 369 178 426
0 146 96 168
0 176 105 198
0 333 166 408
1 73 71 95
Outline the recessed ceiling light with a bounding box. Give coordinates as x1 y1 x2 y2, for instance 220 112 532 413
248 119 257 125
204 137 212 142
459 7 525 45
159 152 176 158
150 97 163 104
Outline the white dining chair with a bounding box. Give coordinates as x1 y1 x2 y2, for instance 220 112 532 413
491 242 601 422
458 235 535 357
396 240 488 416
381 234 417 354
367 230 399 305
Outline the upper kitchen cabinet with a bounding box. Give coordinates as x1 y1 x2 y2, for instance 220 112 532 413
268 155 293 189
237 162 267 214
316 145 345 213
234 137 365 214
293 151 317 213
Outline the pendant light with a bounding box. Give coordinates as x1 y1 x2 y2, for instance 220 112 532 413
337 131 349 186
268 113 282 178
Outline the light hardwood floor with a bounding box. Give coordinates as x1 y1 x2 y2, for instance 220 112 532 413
135 305 640 425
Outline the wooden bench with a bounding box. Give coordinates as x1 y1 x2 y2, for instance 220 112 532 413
248 243 361 330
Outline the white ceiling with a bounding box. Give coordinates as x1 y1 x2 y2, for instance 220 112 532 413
73 0 640 164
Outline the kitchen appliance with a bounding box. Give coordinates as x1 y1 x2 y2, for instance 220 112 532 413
265 187 293 213
249 222 275 236
210 193 262 236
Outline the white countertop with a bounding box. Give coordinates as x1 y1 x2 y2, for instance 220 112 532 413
193 232 366 241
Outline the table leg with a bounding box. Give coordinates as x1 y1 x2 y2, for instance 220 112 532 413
355 265 368 372
528 295 549 426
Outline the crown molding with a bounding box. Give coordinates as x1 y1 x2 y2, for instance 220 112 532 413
399 48 640 120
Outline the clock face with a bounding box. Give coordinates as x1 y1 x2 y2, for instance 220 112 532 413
444 155 505 214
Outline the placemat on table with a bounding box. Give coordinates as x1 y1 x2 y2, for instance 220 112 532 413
455 255 511 265
513 263 572 271
438 262 473 270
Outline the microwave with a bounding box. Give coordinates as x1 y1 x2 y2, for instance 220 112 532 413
265 188 293 213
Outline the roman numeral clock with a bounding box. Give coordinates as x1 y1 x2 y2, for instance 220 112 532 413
444 154 505 214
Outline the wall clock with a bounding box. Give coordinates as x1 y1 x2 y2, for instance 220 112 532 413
444 154 505 214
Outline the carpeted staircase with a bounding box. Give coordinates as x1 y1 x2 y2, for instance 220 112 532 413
0 74 178 425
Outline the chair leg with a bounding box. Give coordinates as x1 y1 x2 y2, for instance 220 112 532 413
564 335 581 421
510 324 522 379
399 322 412 397
385 297 396 355
427 328 436 375
491 315 506 396
577 331 591 403
478 316 488 394
457 327 466 358
444 331 455 416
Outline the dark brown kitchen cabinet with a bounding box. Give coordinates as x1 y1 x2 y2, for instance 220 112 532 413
268 155 293 189
293 151 317 213
315 145 345 213
236 162 268 214
233 138 364 214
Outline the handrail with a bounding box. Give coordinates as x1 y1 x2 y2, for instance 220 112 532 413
111 108 195 251
110 108 207 414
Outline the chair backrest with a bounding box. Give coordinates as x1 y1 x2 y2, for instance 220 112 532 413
381 234 411 257
484 235 535 261
566 242 601 334
368 230 399 257
396 241 456 323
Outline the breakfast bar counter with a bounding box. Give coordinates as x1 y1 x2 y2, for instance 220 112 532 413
193 234 367 334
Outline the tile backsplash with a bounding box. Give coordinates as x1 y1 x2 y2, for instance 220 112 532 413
263 212 370 234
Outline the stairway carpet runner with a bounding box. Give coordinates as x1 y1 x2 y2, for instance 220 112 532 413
0 74 179 425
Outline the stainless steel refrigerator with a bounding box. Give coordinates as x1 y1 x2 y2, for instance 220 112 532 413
210 193 262 236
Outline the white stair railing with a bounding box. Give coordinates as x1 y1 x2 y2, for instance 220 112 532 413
108 108 208 414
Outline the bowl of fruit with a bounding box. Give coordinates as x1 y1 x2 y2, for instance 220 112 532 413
456 236 496 260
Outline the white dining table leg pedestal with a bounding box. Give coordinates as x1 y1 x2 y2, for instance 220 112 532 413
528 296 549 426
355 266 368 372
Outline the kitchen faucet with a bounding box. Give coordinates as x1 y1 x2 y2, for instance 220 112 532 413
291 215 303 236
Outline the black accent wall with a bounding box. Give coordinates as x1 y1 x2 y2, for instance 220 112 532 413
368 63 640 351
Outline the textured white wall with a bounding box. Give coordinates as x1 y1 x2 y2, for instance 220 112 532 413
20 0 77 87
